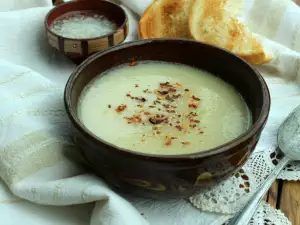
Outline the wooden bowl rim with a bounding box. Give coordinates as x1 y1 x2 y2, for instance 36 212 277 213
44 0 128 41
64 38 271 161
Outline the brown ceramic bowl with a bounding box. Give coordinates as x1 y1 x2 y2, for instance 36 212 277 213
64 39 270 199
45 0 128 64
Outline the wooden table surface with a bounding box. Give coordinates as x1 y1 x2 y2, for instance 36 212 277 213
264 180 300 225
52 0 300 224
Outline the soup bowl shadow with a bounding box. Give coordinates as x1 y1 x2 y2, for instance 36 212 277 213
45 0 128 64
64 39 270 199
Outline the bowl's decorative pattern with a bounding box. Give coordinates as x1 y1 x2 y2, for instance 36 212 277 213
64 39 270 198
45 22 128 57
123 178 167 191
75 133 260 197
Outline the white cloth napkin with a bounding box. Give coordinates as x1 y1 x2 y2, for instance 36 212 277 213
0 0 51 12
0 0 299 225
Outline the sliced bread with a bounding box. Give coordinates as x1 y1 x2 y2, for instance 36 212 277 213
139 0 195 39
189 0 271 64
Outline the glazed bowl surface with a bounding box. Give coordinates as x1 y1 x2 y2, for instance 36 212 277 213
64 39 270 198
45 0 128 64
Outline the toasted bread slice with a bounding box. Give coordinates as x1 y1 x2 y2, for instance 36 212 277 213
189 0 271 64
139 0 195 39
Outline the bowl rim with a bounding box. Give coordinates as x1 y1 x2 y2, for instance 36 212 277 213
44 0 128 41
64 38 271 161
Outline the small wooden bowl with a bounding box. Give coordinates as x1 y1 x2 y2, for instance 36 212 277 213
64 39 270 199
45 0 128 64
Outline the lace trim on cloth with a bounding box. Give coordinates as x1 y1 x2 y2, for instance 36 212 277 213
222 202 291 225
190 148 274 214
190 148 291 225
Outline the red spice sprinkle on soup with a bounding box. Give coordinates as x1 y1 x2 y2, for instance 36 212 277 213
115 104 127 112
114 81 203 146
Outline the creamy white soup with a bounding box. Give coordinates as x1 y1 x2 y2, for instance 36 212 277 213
77 61 251 155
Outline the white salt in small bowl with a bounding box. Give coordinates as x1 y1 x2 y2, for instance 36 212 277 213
45 0 128 64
